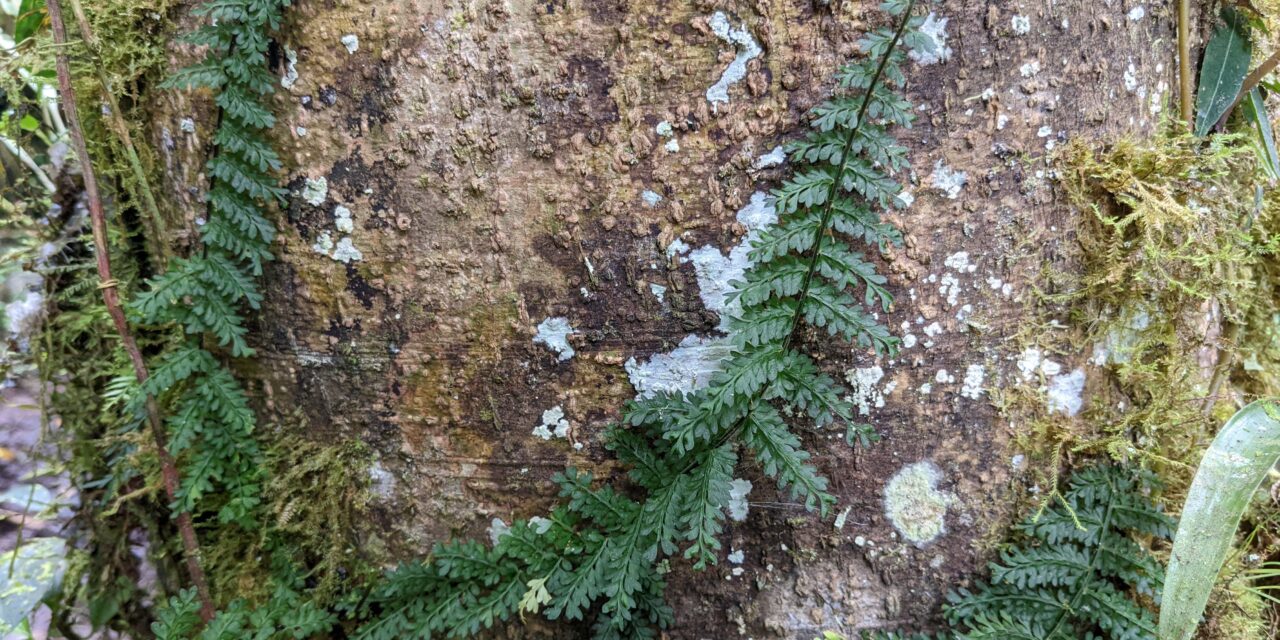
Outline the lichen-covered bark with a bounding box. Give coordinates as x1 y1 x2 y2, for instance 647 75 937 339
150 0 1176 636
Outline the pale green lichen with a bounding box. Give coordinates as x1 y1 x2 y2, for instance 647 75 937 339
884 461 951 546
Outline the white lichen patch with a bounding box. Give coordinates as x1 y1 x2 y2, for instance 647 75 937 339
649 282 667 303
341 34 359 53
909 13 952 65
655 120 674 137
330 237 363 263
930 160 967 199
528 516 553 535
754 146 786 170
1127 5 1145 21
1016 347 1063 382
666 238 690 258
1093 308 1150 365
685 192 777 329
705 11 762 108
845 365 887 416
727 548 745 564
961 364 985 399
1019 60 1042 77
727 479 753 522
1011 15 1031 35
487 518 510 546
1047 368 1086 416
884 461 952 546
180 117 196 133
641 190 663 207
333 205 354 233
935 369 955 384
1123 62 1139 93
939 273 961 307
531 405 571 440
368 461 397 499
302 176 328 206
664 138 680 153
281 46 299 89
626 335 733 398
534 317 577 362
311 231 334 255
943 251 977 273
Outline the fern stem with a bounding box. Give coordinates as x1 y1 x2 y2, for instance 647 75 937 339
46 0 216 623
782 0 914 351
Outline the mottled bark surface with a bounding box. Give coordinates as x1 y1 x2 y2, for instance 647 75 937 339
152 0 1175 636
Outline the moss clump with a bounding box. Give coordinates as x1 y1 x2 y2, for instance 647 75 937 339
202 431 381 606
994 128 1279 639
1006 130 1279 499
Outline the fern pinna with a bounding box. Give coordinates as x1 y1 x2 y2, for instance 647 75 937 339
360 2 930 638
125 0 291 525
873 465 1173 640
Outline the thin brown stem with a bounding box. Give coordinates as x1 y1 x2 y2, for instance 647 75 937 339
1179 0 1194 130
45 0 215 623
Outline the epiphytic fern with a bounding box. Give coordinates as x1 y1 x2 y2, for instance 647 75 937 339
358 1 929 637
125 0 290 524
870 464 1172 640
944 464 1172 640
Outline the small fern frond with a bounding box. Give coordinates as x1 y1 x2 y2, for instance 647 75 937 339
937 464 1172 640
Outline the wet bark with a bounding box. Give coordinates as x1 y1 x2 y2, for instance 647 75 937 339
150 0 1177 636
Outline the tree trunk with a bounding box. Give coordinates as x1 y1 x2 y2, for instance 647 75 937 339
152 0 1177 636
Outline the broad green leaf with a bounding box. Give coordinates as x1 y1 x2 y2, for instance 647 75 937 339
0 537 67 633
1244 88 1279 179
16 114 38 133
1194 8 1253 136
1159 400 1280 640
13 0 44 44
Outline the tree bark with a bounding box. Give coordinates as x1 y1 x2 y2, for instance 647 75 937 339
150 0 1178 636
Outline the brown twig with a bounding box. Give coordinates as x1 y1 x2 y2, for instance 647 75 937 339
46 0 216 623
1178 0 1194 130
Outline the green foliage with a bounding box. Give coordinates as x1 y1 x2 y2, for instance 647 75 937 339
1195 7 1253 136
358 3 928 637
127 0 292 524
153 578 336 640
1160 401 1280 640
947 465 1171 639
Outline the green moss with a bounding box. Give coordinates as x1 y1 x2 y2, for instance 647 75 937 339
996 127 1280 638
1003 129 1279 497
203 429 380 605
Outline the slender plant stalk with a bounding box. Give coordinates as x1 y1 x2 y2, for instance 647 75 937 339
1179 0 1194 130
46 0 215 622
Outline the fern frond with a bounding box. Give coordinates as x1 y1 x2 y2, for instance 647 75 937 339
357 2 927 635
932 464 1172 640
